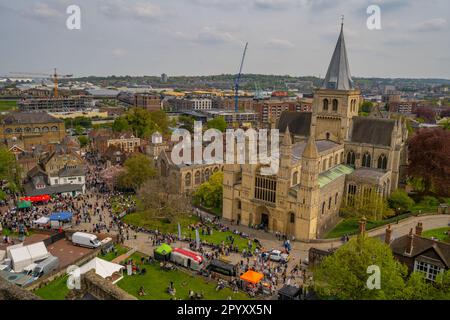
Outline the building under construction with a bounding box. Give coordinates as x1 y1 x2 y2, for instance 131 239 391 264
18 96 94 114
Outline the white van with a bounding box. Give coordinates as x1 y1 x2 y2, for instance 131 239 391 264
72 232 101 249
31 255 59 279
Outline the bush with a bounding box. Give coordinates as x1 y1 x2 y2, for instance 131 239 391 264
419 196 440 207
388 190 415 213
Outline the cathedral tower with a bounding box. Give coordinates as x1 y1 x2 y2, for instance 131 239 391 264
297 135 320 240
311 22 362 143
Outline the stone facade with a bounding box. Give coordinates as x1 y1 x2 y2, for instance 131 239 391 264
222 26 408 241
0 112 66 149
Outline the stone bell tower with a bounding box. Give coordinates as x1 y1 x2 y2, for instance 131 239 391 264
311 21 362 143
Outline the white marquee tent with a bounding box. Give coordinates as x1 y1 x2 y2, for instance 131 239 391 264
8 242 49 272
80 257 124 284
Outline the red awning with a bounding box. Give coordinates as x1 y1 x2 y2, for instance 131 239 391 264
20 195 51 203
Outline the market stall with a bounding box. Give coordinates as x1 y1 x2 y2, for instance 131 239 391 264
17 200 32 210
49 212 73 229
154 243 172 262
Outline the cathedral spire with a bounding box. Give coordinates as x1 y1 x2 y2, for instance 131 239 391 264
321 19 354 91
282 125 292 146
303 135 319 159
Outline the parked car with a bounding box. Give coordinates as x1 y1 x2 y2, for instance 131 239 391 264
72 232 101 249
269 250 289 263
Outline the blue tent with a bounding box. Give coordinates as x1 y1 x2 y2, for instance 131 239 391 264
49 212 73 222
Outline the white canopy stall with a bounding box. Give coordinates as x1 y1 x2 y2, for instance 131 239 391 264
80 257 124 284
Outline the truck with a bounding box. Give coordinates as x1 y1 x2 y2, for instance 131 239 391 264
170 248 204 271
72 232 101 249
31 255 59 279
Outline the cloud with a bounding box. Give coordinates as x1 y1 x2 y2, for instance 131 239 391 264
176 27 239 45
412 18 448 32
265 38 295 49
20 2 64 21
98 0 166 22
112 48 128 58
253 0 299 11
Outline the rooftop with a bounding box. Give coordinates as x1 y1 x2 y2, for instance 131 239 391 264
2 112 63 125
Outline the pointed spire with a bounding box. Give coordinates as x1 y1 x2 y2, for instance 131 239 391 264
282 125 292 146
322 19 354 91
302 135 318 159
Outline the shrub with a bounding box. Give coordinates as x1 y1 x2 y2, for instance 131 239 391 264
388 190 415 213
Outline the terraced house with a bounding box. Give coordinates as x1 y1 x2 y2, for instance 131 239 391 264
223 25 409 241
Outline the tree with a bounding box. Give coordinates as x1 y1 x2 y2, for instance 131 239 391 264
116 153 156 191
415 107 436 124
360 101 374 113
408 128 450 196
78 136 89 148
178 115 195 133
194 172 223 210
112 108 171 138
137 174 192 223
402 270 450 300
313 234 407 300
207 117 227 133
388 190 415 213
0 146 22 199
340 189 394 221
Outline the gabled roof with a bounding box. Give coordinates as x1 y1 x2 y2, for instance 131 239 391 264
321 23 354 91
349 117 396 147
277 112 312 137
390 235 450 268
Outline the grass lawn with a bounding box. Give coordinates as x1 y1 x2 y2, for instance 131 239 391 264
34 275 70 300
123 212 255 251
0 100 17 111
422 227 450 243
99 244 129 262
123 211 200 234
325 213 413 239
111 195 136 215
117 253 251 300
185 229 256 251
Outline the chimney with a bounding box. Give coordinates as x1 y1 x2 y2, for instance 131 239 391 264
358 216 367 235
415 222 423 236
385 224 392 244
405 228 414 255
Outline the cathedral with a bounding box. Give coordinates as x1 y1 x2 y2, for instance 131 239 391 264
222 24 409 241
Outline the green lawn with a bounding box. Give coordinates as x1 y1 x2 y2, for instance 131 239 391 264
422 227 450 243
123 211 200 234
0 100 17 111
34 276 70 300
123 212 255 251
325 213 413 239
117 253 251 300
99 244 129 262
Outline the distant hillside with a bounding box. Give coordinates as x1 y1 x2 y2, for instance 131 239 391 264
67 74 450 92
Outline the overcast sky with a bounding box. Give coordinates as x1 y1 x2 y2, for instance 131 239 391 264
0 0 449 79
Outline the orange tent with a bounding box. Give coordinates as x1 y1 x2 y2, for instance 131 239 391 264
240 270 264 284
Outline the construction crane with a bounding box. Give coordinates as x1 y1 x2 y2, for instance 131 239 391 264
234 42 248 113
9 68 73 98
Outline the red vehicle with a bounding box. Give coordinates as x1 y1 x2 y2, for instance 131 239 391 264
170 248 204 271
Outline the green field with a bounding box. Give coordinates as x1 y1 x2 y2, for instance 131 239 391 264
117 253 251 300
34 276 70 300
324 213 413 239
99 244 129 262
0 100 17 111
123 211 255 251
422 227 450 243
123 211 200 234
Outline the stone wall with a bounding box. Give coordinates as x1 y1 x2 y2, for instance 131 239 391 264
67 270 137 300
0 277 41 300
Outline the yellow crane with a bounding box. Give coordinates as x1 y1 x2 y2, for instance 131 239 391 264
9 68 73 98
